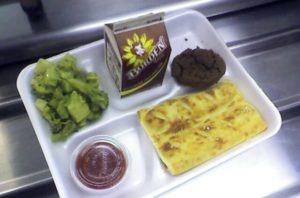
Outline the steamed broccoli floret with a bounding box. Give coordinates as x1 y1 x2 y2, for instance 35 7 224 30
44 65 59 87
35 59 55 75
32 54 109 141
60 79 73 93
31 78 54 96
51 120 77 142
67 78 90 94
67 91 90 123
56 99 69 119
86 72 99 88
35 99 57 125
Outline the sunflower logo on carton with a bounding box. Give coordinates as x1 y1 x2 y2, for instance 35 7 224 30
122 33 155 68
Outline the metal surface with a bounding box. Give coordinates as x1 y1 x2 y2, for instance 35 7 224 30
1 0 300 197
0 114 52 194
0 0 279 66
239 39 300 111
210 0 300 110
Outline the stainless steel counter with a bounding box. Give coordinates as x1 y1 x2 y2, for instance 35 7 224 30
0 0 278 66
1 0 300 197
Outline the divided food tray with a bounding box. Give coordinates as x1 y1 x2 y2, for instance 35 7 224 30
17 10 281 198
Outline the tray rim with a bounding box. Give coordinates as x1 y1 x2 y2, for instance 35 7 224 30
16 9 282 198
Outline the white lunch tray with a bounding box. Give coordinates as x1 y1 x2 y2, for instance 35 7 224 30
17 10 281 198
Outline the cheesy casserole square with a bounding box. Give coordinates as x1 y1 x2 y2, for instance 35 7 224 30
137 80 267 175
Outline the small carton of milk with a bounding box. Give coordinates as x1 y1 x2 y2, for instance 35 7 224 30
104 13 171 97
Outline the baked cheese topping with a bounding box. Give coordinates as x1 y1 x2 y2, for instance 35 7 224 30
137 80 267 175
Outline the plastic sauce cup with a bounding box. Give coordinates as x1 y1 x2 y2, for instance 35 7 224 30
70 135 129 193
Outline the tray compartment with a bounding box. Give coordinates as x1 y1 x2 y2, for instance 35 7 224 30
17 10 281 198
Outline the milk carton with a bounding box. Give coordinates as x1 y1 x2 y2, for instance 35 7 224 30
104 13 171 97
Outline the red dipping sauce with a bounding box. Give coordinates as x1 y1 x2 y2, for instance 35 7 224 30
73 138 127 190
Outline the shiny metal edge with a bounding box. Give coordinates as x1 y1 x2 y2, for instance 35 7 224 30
0 0 280 66
0 170 52 196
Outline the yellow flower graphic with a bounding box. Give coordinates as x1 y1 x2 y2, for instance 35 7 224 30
122 33 154 67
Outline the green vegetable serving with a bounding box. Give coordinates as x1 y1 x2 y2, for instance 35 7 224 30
31 54 109 141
